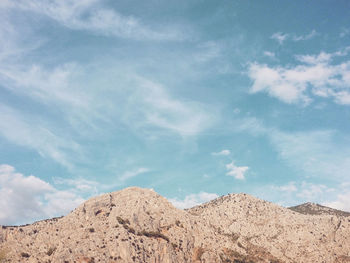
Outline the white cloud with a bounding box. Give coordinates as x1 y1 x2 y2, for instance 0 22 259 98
292 30 317 41
0 164 85 225
296 182 332 200
248 49 350 105
236 117 350 181
295 51 332 64
323 191 350 212
263 51 275 58
249 63 309 104
194 41 221 63
0 63 88 108
0 105 82 170
169 192 219 209
271 32 288 44
53 177 100 193
266 181 347 210
269 130 350 180
119 167 150 182
275 182 298 193
226 161 249 180
271 30 317 44
127 77 214 137
212 149 230 156
3 0 182 41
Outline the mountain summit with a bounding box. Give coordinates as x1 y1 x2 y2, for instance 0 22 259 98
1 187 350 262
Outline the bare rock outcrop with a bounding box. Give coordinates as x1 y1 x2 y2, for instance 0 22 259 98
0 187 349 262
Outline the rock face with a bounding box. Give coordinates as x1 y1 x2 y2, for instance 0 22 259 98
0 187 349 263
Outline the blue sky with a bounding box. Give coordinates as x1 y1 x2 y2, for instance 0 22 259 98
1 0 350 225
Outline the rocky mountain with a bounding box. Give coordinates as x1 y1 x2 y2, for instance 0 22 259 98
289 202 350 217
0 187 350 263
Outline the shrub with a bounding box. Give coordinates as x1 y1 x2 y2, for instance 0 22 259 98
21 252 30 258
117 216 129 225
47 247 56 256
139 230 169 242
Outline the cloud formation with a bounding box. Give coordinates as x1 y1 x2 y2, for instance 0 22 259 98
271 30 317 44
169 192 219 209
271 32 288 44
226 161 249 180
0 164 85 225
212 149 230 156
2 0 183 41
0 105 82 170
236 117 350 181
119 167 150 182
248 49 350 105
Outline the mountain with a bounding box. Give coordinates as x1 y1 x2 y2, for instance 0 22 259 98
289 202 350 217
0 187 350 263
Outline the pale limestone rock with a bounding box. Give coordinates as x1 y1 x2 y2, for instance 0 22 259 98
0 187 349 262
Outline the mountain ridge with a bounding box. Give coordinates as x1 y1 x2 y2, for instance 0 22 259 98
1 187 350 262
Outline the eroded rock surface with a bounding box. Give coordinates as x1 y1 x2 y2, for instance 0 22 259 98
0 187 349 262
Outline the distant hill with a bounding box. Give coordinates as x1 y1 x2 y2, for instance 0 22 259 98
1 187 350 262
289 202 350 217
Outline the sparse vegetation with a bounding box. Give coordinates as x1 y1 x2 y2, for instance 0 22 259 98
117 216 130 225
46 247 56 256
21 252 30 258
231 233 240 242
89 228 95 233
94 210 102 216
122 224 136 234
138 230 169 242
175 220 184 228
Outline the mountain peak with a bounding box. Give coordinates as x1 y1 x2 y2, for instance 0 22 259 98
1 188 350 262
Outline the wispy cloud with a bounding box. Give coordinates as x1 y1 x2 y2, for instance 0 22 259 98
2 0 184 41
119 167 150 182
271 30 317 44
0 63 88 108
0 105 82 170
226 161 249 180
211 149 230 156
263 51 276 59
169 192 218 209
271 32 288 44
125 77 214 137
53 177 100 194
248 48 350 105
292 30 317 41
236 117 350 181
340 28 349 38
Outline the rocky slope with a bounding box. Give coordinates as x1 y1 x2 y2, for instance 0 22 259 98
0 187 349 263
289 202 350 217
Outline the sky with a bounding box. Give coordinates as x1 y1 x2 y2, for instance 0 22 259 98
1 0 350 225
